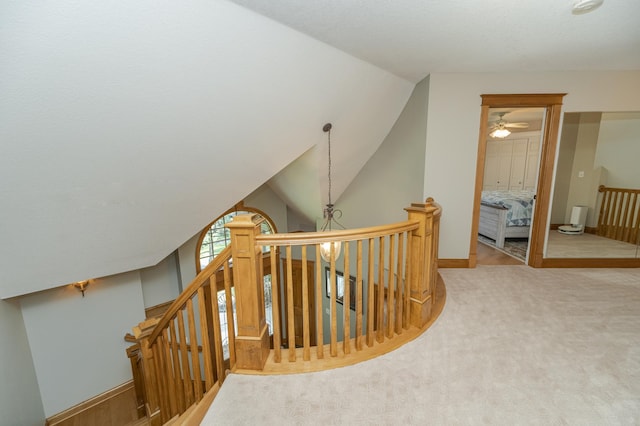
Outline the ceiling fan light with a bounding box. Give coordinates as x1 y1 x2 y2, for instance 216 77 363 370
490 128 511 138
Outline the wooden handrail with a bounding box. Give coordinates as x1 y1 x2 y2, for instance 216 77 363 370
255 220 421 246
148 246 232 345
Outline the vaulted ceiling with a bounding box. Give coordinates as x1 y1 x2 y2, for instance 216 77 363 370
2 0 638 297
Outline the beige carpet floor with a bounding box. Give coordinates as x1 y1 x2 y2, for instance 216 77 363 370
202 266 640 425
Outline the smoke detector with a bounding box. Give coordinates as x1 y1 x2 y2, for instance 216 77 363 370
572 0 604 14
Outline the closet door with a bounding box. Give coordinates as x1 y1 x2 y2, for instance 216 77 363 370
523 139 541 191
483 140 501 190
508 139 528 190
495 140 513 190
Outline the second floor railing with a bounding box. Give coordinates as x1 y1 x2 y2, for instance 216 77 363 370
133 198 443 425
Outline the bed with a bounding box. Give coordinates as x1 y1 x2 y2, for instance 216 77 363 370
478 190 535 248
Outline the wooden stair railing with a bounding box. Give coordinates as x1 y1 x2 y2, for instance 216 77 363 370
133 246 235 426
132 198 443 424
597 185 640 244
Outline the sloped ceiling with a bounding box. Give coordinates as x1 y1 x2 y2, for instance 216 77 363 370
0 1 412 297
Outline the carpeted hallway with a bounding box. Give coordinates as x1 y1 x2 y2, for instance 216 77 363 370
203 266 640 425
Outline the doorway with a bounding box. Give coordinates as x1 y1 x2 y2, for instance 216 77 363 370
469 94 566 267
477 107 546 264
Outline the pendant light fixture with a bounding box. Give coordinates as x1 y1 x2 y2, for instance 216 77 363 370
319 123 344 262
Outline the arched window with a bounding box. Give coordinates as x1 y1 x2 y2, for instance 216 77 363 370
195 204 278 358
196 204 276 273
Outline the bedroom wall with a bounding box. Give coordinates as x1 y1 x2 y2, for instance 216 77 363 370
0 299 45 426
424 71 640 260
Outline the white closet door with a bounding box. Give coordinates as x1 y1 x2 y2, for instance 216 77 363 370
496 141 513 190
508 139 528 190
523 139 541 190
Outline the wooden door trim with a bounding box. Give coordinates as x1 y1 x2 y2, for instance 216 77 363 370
470 93 566 268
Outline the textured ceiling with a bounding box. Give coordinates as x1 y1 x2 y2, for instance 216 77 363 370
229 0 640 82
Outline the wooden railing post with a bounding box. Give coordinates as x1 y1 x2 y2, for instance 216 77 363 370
126 344 147 419
405 198 441 328
132 318 162 425
226 214 270 370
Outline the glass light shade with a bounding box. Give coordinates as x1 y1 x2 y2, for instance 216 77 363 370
320 241 342 262
490 128 511 138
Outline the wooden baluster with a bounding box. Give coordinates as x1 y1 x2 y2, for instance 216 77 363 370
619 193 630 241
605 189 614 236
176 310 193 407
315 248 324 359
329 246 337 357
403 230 413 329
607 192 618 238
395 232 404 335
285 246 296 362
153 335 170 423
270 248 282 363
431 206 441 290
168 320 185 413
356 240 363 351
623 192 635 242
301 245 311 361
387 234 396 339
186 299 203 401
197 286 214 391
222 262 236 368
207 280 225 385
366 238 375 347
376 236 385 343
343 242 351 354
161 328 178 417
632 194 640 244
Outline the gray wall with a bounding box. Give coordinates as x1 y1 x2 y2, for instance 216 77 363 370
337 76 429 228
0 299 45 426
20 271 145 416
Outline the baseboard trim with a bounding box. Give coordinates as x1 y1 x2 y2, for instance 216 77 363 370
438 259 470 268
539 257 640 268
46 380 136 426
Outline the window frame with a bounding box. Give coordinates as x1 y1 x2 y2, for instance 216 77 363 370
195 202 277 274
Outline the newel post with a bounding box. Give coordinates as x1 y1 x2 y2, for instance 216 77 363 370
225 214 270 370
132 318 162 425
405 197 441 328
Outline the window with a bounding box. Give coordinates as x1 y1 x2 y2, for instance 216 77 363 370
196 203 277 358
196 204 276 273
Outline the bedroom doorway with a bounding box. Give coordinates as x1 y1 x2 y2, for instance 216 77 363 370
469 94 566 267
477 107 546 264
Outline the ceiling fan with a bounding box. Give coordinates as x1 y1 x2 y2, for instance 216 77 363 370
489 112 529 138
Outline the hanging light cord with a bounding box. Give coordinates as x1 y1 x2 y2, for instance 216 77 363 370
322 123 343 231
327 125 332 207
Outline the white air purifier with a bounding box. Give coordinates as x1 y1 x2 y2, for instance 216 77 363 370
558 206 588 235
